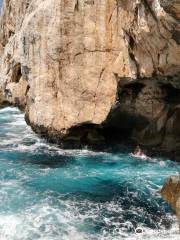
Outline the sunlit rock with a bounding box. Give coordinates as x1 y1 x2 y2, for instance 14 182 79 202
0 0 179 150
161 176 180 230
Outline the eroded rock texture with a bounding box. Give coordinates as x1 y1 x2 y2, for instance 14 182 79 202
0 0 179 151
161 176 180 229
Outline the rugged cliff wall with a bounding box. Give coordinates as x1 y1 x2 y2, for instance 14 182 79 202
161 176 180 230
0 0 179 152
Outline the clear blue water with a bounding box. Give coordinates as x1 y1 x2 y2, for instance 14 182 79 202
0 107 179 240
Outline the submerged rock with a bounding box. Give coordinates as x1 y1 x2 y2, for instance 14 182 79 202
161 176 180 230
0 0 179 151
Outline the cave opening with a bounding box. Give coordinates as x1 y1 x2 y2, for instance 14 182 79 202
117 81 145 102
12 63 22 83
61 123 105 149
160 83 180 104
62 81 180 149
102 81 147 145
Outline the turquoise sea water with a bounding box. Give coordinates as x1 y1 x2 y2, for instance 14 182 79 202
0 107 179 240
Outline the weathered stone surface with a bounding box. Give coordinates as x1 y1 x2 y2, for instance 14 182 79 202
0 0 179 149
0 88 6 106
160 0 180 20
161 176 180 229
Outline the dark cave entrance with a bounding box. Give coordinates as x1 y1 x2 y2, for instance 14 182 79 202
102 81 147 144
12 63 22 83
160 83 180 104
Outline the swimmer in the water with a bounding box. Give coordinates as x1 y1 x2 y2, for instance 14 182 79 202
134 145 144 157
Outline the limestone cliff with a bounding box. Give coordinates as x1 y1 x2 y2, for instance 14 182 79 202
0 0 179 152
161 176 180 230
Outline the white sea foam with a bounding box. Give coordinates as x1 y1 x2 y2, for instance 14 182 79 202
0 107 108 157
0 107 180 240
0 200 178 240
0 107 20 113
0 203 91 240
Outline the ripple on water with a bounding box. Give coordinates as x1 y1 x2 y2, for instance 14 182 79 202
0 107 179 240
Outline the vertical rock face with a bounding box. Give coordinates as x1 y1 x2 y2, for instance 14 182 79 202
161 176 180 229
0 0 179 149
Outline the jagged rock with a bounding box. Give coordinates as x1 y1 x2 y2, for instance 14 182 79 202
0 0 179 150
160 0 180 20
0 88 6 106
161 176 180 230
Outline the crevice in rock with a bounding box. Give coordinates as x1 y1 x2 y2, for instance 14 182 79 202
171 30 180 45
25 84 30 97
11 63 22 83
142 0 158 22
123 30 140 78
74 0 79 11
